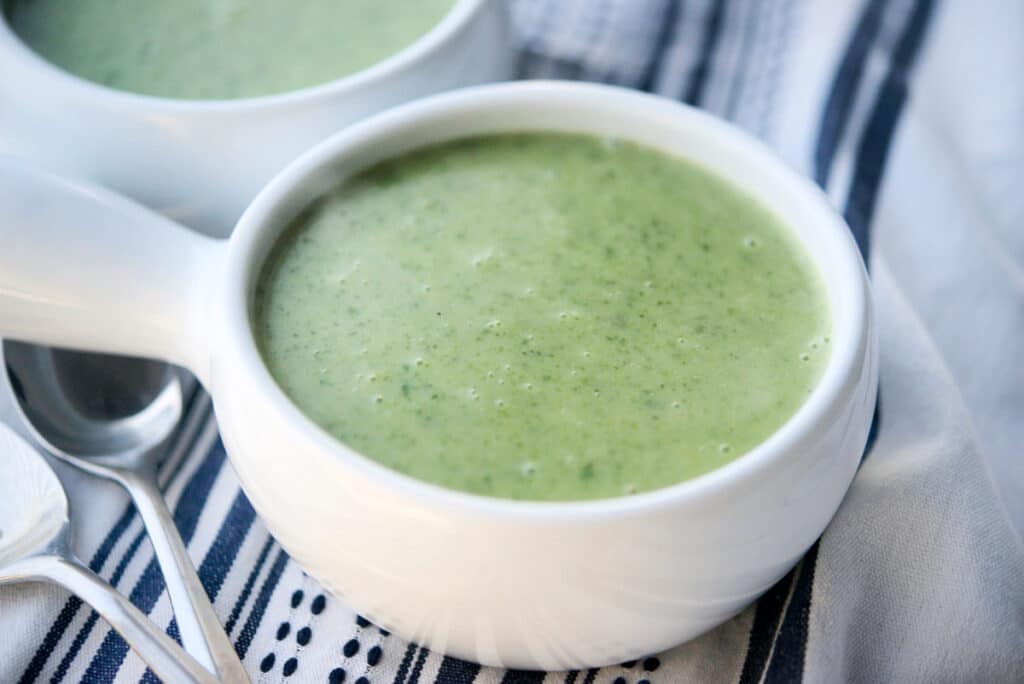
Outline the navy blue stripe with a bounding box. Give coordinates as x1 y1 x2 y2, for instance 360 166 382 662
514 48 541 80
563 672 579 684
87 506 138 571
581 669 598 684
16 505 134 684
763 543 820 683
813 0 887 187
170 441 228 540
750 3 934 676
513 7 560 80
638 0 681 92
724 0 762 120
138 490 257 683
157 389 209 487
517 53 583 80
167 617 181 645
434 656 480 684
407 647 431 684
81 561 165 683
862 395 882 461
224 535 275 636
138 646 168 684
684 0 729 105
51 611 102 684
16 597 82 684
48 529 149 682
738 565 800 684
138 665 161 684
79 443 227 683
136 620 182 684
501 671 546 684
234 547 290 659
393 644 419 684
195 489 257 601
844 0 936 255
19 390 207 684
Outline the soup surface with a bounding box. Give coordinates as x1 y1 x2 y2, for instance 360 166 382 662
6 0 456 99
255 133 831 501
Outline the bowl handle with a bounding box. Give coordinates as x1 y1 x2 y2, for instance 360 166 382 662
0 157 224 384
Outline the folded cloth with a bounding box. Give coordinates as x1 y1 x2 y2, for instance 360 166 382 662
2 0 1022 682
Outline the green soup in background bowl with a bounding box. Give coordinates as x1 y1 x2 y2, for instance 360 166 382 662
5 0 457 100
0 82 875 669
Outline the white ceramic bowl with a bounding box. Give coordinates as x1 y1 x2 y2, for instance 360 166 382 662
0 82 877 670
0 0 511 236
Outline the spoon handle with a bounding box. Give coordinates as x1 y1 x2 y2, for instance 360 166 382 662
3 554 220 684
125 471 251 684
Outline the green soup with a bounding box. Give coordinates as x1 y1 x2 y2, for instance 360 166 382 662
5 0 456 99
255 133 831 501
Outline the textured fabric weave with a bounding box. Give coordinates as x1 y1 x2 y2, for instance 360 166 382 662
2 1 1023 682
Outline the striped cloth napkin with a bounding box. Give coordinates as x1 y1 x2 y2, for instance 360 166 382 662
2 0 1023 681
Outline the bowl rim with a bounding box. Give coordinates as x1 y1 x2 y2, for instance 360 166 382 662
0 0 490 111
221 80 871 520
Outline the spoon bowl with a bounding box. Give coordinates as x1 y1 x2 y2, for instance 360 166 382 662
4 342 182 465
0 422 218 684
2 341 248 681
0 420 67 565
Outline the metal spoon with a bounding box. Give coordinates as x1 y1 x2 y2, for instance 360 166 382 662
0 421 219 684
3 341 250 683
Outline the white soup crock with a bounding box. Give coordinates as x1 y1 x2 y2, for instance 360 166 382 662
0 0 512 236
0 82 877 670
